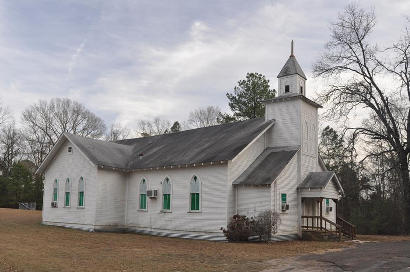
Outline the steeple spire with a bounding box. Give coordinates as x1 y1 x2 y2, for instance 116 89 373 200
277 40 307 96
291 40 294 56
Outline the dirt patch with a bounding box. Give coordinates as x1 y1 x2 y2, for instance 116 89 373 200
0 208 352 272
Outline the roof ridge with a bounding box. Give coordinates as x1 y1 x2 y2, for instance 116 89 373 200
115 117 268 144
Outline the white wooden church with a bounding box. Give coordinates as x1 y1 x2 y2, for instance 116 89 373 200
37 43 348 241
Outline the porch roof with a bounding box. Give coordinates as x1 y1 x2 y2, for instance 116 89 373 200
298 171 344 197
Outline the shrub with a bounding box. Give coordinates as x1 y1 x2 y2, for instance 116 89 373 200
221 214 252 241
251 210 281 242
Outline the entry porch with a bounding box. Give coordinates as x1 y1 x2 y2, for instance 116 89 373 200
298 172 356 240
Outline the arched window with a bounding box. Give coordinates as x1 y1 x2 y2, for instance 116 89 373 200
162 177 171 211
190 176 200 211
139 179 147 210
78 177 85 207
64 178 71 207
52 179 59 203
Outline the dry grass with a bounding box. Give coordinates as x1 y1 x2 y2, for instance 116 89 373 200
0 208 354 272
356 234 410 242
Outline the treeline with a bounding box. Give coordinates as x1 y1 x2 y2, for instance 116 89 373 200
315 4 410 234
320 126 405 234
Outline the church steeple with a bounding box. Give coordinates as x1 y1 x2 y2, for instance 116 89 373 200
277 41 307 97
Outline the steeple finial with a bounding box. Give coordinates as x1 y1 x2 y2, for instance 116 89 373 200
291 40 294 56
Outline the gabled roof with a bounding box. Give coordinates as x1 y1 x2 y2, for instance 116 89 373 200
232 146 299 185
36 118 274 174
298 171 344 195
277 55 307 80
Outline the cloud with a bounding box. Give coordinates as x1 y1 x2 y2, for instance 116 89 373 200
68 39 87 75
0 0 408 129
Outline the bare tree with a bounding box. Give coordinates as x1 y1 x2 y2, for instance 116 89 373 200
0 100 10 127
105 122 131 141
137 118 171 137
0 123 23 175
314 4 410 231
21 98 106 166
188 106 221 128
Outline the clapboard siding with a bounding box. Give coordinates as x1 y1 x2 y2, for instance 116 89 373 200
300 101 319 180
94 169 126 227
272 152 299 235
227 133 267 218
237 185 271 218
126 164 228 234
265 99 301 147
42 140 98 230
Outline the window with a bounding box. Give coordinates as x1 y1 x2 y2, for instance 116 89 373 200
281 193 287 204
68 146 73 154
300 86 303 94
190 176 200 211
52 179 58 202
162 177 171 211
281 193 288 212
64 178 71 207
78 177 85 207
285 85 290 93
139 179 147 210
326 198 330 207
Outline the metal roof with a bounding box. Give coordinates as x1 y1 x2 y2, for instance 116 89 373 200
36 118 274 174
277 55 307 79
298 171 344 195
232 146 299 185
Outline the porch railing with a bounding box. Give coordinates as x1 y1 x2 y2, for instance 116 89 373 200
336 216 357 239
301 215 342 240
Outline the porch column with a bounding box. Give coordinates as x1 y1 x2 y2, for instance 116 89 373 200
319 197 323 230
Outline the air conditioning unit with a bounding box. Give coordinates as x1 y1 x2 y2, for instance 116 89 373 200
147 189 158 198
326 206 333 213
281 203 289 212
51 201 58 208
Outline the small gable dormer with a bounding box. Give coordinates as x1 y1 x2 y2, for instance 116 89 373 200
277 40 307 96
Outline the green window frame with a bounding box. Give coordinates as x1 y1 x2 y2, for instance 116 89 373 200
163 194 171 210
190 176 200 211
326 198 330 207
53 179 58 202
281 193 287 204
78 192 84 207
64 178 70 207
139 194 147 210
78 177 85 207
162 177 171 211
65 192 70 207
190 193 200 211
139 179 147 210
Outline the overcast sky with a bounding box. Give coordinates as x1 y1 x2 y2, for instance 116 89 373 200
0 0 409 127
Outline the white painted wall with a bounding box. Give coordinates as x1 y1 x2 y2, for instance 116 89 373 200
227 132 268 218
42 140 98 230
265 99 301 148
278 74 306 96
300 101 319 181
236 185 271 218
125 164 228 234
271 152 300 235
94 169 127 229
